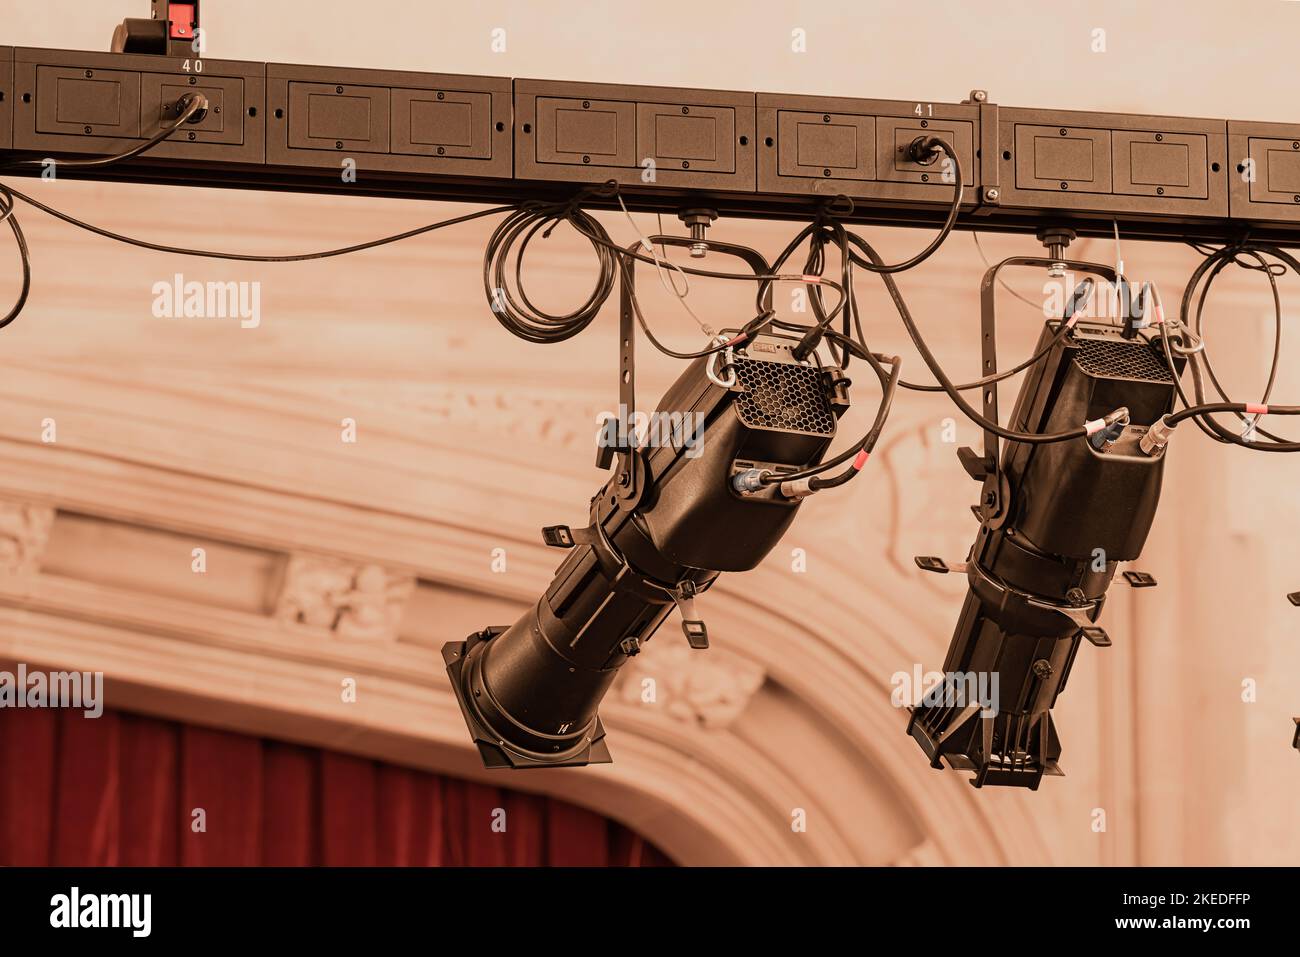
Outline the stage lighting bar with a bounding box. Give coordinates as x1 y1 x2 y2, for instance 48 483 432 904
6 39 1300 243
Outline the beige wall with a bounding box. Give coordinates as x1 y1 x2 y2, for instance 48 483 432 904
7 0 1300 121
0 0 1297 865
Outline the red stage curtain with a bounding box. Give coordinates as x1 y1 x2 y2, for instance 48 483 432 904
0 707 673 867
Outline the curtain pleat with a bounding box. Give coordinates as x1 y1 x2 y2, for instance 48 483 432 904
546 801 610 867
0 707 673 867
262 740 318 866
319 752 378 867
0 708 57 865
51 708 121 865
180 724 264 866
118 712 180 866
503 790 545 866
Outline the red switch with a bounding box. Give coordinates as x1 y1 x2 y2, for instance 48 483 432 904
168 2 197 40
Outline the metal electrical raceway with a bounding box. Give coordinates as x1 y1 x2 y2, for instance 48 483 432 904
3 3 1300 245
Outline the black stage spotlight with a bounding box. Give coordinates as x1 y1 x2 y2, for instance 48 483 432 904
442 327 852 769
910 263 1182 789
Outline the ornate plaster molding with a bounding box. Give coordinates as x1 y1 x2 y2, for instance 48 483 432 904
0 500 56 575
274 554 414 641
616 639 766 729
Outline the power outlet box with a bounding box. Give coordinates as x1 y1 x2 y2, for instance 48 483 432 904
0 48 12 151
514 79 757 192
266 63 511 180
12 46 265 164
1228 120 1300 223
756 92 980 207
996 107 1229 220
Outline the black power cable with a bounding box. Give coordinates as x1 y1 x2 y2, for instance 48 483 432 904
846 135 965 275
0 190 31 332
0 181 516 262
1170 239 1300 452
548 186 857 360
0 91 210 173
842 230 1122 445
0 92 214 332
763 218 1112 476
801 353 902 491
484 200 617 344
1167 401 1300 426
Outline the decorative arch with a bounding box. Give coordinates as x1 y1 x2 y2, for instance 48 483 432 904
0 182 1148 865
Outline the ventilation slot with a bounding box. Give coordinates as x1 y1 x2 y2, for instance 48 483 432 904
732 359 835 435
1070 336 1173 383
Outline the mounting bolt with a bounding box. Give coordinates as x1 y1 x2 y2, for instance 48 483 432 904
1037 226 1076 278
679 207 718 259
984 187 1000 202
1032 659 1054 680
1066 587 1087 605
971 89 988 102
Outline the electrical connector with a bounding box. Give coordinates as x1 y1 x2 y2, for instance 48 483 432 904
1139 414 1176 456
732 468 771 494
778 477 817 500
906 135 944 166
179 91 210 125
1085 408 1130 452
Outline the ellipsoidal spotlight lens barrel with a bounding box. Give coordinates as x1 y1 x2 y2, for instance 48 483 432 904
443 332 850 769
909 320 1182 789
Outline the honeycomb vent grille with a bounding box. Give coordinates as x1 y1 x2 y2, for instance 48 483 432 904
1070 336 1173 383
732 358 836 435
